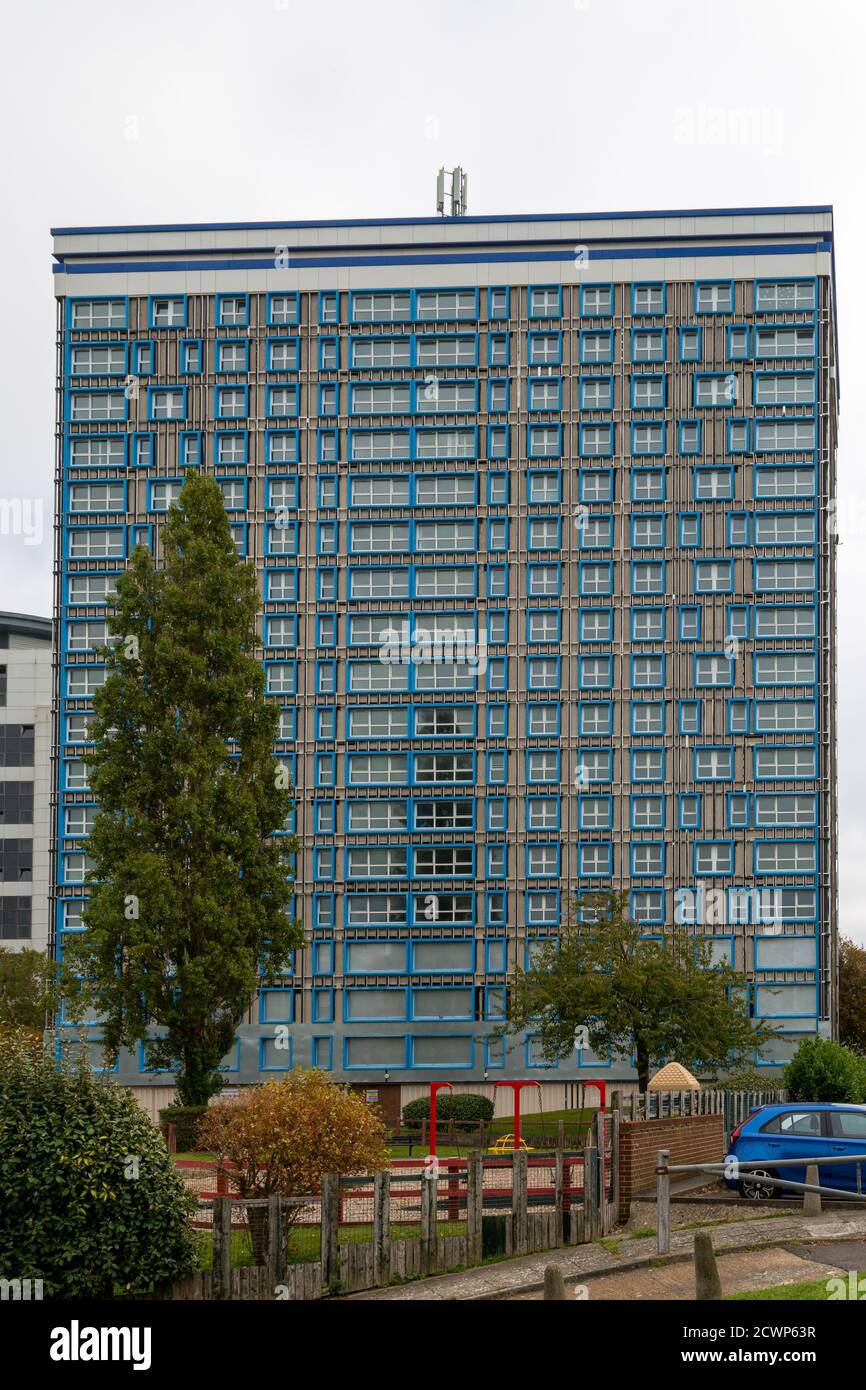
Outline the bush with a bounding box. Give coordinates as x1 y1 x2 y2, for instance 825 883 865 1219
159 1104 209 1153
783 1037 866 1103
0 1033 198 1298
198 1071 388 1198
401 1092 495 1133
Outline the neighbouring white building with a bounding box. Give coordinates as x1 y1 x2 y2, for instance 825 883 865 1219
0 612 52 952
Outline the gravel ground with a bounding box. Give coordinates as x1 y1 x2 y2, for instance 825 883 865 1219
621 1186 795 1235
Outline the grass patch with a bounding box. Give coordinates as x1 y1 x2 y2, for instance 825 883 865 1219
174 1152 216 1163
727 1272 865 1302
628 1226 657 1240
596 1237 621 1258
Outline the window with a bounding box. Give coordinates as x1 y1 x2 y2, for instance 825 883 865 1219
70 298 126 329
415 289 476 320
632 422 664 455
679 327 701 361
530 332 562 365
679 607 700 641
530 286 561 318
632 844 664 875
695 560 732 593
632 515 665 548
679 794 701 829
631 749 663 783
351 291 411 322
0 839 32 882
631 330 665 363
632 562 664 595
696 282 733 313
755 560 815 592
580 424 614 457
755 326 815 358
632 376 666 409
632 469 665 502
581 284 614 316
755 842 816 874
754 747 816 779
150 297 185 327
755 374 816 406
216 341 248 372
694 467 733 500
579 331 613 365
755 420 816 452
216 387 247 419
695 655 734 687
69 391 126 422
528 378 560 411
580 377 613 409
754 654 815 685
579 796 610 830
754 608 815 639
755 281 816 311
695 748 733 779
580 844 612 876
633 283 664 314
632 796 664 830
581 610 613 641
695 374 737 406
695 843 733 875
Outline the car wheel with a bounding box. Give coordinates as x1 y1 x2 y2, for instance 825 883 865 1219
738 1168 777 1200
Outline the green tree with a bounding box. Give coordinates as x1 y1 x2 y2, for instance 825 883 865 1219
61 474 303 1105
0 947 57 1028
506 890 776 1092
783 1037 865 1103
839 936 866 1055
0 1031 198 1298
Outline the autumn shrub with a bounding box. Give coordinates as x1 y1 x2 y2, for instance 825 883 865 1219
197 1070 389 1258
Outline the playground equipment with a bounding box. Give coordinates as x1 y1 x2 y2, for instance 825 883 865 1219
488 1133 535 1154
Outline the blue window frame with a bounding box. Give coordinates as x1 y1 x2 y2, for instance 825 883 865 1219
216 293 249 327
678 793 702 830
488 286 510 320
579 469 614 503
678 325 702 362
631 421 666 456
148 295 187 329
580 283 614 316
679 700 701 735
631 468 666 502
632 282 666 315
579 375 613 410
679 420 701 455
266 291 300 326
529 284 562 319
630 328 666 363
215 338 249 372
529 330 562 366
727 325 750 360
579 330 613 365
679 606 701 641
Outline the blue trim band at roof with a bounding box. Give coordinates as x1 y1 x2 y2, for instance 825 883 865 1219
53 240 832 275
50 204 833 236
51 228 834 265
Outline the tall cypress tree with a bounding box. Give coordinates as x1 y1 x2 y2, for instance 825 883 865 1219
62 474 302 1104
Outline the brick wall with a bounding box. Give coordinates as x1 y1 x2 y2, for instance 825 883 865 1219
618 1114 725 1220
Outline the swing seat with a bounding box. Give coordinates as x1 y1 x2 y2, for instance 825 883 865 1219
488 1134 535 1153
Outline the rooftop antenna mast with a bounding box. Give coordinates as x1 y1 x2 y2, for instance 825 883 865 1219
436 166 469 217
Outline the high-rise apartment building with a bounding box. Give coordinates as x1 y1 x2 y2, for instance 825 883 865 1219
0 612 52 952
51 205 837 1100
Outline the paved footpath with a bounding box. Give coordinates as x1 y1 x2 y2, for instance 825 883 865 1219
347 1210 866 1301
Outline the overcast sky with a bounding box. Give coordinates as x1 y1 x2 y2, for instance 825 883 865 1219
2 0 862 940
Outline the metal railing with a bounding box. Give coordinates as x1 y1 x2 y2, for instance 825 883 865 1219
655 1146 866 1254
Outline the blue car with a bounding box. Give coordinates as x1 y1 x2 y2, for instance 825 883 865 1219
725 1102 866 1199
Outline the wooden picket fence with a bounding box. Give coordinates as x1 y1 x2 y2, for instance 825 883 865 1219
151 1113 618 1300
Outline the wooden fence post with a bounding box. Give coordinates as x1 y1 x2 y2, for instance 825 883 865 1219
609 1110 620 1228
373 1171 390 1287
420 1168 437 1277
656 1148 671 1255
466 1150 483 1266
211 1196 233 1301
512 1150 529 1255
320 1173 340 1291
266 1195 286 1294
583 1147 599 1241
554 1148 564 1247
